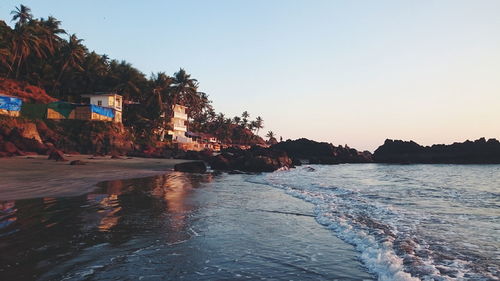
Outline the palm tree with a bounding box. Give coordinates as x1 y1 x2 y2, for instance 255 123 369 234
0 21 13 73
11 5 32 26
255 116 264 135
9 24 48 78
232 116 241 125
107 60 146 101
39 16 65 53
266 131 275 140
169 68 199 107
52 34 86 94
241 111 250 127
80 51 109 93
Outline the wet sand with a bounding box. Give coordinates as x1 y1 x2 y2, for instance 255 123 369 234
0 155 192 201
0 171 374 280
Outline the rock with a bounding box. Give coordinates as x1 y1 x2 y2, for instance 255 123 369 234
174 161 207 173
292 157 302 166
272 138 372 164
373 138 500 164
48 149 67 161
20 138 48 154
69 160 86 165
3 141 18 154
207 154 231 170
244 155 279 172
305 166 316 172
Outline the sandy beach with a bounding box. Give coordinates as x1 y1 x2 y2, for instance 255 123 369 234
0 170 374 281
0 155 192 201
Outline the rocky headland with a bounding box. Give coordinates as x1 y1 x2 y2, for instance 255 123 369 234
373 138 500 164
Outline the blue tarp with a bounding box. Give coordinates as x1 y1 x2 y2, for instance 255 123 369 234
90 104 115 118
0 96 22 111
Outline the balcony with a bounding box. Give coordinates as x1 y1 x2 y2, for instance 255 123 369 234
173 112 188 120
173 125 187 132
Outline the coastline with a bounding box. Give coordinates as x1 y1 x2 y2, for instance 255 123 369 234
0 171 375 280
0 155 192 201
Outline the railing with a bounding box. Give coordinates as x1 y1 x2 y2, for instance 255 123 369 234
173 125 187 132
173 112 188 119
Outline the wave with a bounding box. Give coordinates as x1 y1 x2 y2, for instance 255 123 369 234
249 166 499 281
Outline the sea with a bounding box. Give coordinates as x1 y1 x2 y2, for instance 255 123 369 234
261 164 500 281
0 164 498 281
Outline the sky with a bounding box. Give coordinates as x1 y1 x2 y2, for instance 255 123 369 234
2 0 499 151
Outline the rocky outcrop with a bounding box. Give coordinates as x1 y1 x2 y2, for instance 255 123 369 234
0 117 136 157
206 146 293 173
272 138 373 164
0 77 57 104
373 138 500 164
48 149 66 161
174 161 207 173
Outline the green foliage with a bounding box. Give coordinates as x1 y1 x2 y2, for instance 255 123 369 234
1 5 268 146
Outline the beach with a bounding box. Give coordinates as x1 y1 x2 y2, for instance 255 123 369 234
0 166 374 281
0 155 192 201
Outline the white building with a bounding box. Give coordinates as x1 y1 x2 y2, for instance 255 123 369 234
168 104 192 143
82 93 123 123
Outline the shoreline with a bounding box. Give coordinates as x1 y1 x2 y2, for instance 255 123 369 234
0 171 374 280
0 154 193 201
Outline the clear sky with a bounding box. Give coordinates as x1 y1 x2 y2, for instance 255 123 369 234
2 0 499 151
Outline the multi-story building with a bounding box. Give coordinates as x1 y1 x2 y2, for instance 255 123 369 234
168 104 192 143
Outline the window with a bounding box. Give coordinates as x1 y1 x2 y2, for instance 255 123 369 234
97 100 102 106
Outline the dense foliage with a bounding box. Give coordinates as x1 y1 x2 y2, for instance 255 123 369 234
0 5 268 145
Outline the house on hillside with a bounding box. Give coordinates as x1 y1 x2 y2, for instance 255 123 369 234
0 95 22 117
81 93 123 123
168 104 192 144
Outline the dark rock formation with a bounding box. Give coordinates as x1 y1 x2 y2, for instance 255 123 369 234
174 161 207 173
373 138 500 164
48 150 66 161
272 138 372 164
206 146 293 173
3 141 19 154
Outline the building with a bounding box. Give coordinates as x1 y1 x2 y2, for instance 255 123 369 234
81 93 123 123
168 104 193 144
0 95 22 117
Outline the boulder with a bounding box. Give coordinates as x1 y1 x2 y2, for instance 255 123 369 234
69 160 86 165
3 141 19 154
244 155 280 172
174 161 207 173
48 149 67 161
207 154 231 170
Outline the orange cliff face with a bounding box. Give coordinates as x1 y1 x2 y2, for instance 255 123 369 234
0 78 57 104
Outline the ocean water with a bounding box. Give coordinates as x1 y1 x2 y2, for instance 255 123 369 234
260 164 500 281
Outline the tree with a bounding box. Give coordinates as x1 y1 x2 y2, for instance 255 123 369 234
255 116 264 135
266 131 275 140
169 68 198 106
11 5 32 27
9 24 48 78
52 34 86 94
241 111 250 127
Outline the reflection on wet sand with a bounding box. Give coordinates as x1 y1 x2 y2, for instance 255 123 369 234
0 172 213 281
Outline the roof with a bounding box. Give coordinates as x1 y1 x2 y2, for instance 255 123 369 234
172 104 188 109
81 92 122 97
